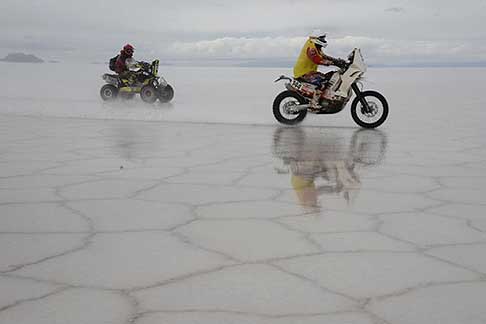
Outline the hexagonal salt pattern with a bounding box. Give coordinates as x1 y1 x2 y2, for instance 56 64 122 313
176 219 320 261
0 288 133 324
368 283 486 324
0 233 88 272
137 312 377 324
0 204 89 233
275 253 479 299
1 110 486 323
133 264 357 316
14 232 232 289
66 200 193 232
379 212 486 247
0 277 62 310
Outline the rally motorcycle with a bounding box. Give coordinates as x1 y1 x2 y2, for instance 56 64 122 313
100 59 174 103
273 48 388 128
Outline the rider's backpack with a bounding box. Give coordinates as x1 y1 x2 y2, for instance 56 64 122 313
109 55 119 72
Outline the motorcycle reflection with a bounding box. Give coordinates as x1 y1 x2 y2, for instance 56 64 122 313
272 127 387 210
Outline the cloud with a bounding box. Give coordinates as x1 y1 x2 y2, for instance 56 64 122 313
1 0 485 63
168 36 307 59
385 7 405 13
165 35 486 65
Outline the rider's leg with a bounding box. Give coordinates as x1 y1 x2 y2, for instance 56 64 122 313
305 73 326 109
127 72 137 85
119 71 137 86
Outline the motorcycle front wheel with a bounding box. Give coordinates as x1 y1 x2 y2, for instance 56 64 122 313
158 84 174 103
350 91 389 128
273 91 307 125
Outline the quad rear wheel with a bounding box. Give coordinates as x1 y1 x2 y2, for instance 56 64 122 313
100 84 118 101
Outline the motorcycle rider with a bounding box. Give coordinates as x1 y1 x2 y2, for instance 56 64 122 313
114 44 139 86
293 34 347 110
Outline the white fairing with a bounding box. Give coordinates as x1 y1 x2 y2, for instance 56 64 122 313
334 48 367 98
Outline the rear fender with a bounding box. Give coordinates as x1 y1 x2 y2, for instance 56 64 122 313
102 74 120 86
274 75 292 83
281 88 308 103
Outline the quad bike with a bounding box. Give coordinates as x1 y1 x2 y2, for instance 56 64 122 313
273 48 388 128
100 59 174 103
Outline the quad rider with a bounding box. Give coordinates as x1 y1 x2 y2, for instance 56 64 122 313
114 44 139 86
293 34 347 110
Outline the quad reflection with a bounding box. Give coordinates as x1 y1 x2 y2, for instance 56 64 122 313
272 127 387 210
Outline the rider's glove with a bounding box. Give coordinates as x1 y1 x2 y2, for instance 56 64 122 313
335 58 348 68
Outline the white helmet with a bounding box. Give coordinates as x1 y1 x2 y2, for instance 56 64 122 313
310 34 328 49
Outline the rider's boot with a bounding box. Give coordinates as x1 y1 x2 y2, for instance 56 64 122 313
309 90 322 111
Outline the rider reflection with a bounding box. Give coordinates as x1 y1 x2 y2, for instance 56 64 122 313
272 127 387 210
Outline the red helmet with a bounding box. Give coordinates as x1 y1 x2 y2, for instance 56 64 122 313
122 44 134 57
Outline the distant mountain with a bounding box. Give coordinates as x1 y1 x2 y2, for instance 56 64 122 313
0 53 44 63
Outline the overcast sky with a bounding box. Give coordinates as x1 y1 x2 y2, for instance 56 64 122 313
1 0 485 64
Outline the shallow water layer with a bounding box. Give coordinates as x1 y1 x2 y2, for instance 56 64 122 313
0 65 486 324
0 63 485 130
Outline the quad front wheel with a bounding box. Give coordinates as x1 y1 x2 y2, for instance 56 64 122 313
158 85 174 103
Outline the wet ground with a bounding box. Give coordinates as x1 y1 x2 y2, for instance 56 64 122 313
1 64 486 323
0 111 485 324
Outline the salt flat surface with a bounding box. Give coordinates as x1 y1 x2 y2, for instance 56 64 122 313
0 64 486 323
0 62 484 131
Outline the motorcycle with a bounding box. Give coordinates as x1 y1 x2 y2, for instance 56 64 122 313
273 48 388 128
100 59 174 103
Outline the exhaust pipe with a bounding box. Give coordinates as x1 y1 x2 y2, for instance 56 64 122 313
288 104 309 113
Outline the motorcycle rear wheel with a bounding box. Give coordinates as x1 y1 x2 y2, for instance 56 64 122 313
273 91 307 125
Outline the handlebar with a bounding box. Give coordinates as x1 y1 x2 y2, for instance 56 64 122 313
333 58 349 69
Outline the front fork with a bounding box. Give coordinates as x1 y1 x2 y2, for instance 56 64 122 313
351 83 371 113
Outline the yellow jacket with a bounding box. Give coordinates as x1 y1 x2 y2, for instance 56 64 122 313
293 38 320 78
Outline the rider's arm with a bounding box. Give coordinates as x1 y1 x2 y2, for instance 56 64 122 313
125 58 140 71
321 53 347 68
306 47 333 66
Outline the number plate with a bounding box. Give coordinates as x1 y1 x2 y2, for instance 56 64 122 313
291 80 303 90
